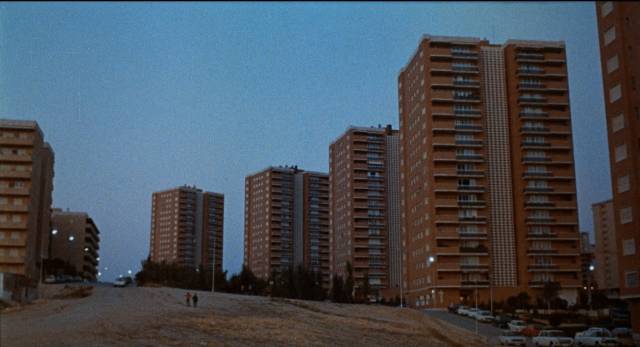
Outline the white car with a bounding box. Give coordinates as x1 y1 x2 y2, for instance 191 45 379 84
575 328 617 347
466 307 480 318
499 331 527 346
113 276 132 287
533 330 574 347
456 306 470 316
508 320 527 333
475 310 495 323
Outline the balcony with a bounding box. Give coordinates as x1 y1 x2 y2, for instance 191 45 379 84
519 95 548 104
454 124 482 131
459 245 489 254
516 52 545 60
519 111 549 118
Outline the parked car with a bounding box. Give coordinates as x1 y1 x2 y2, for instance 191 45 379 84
475 310 496 323
611 328 636 347
574 328 617 347
448 303 461 313
494 315 514 329
508 320 527 333
522 325 541 338
113 276 132 287
456 306 470 316
499 331 527 346
533 330 574 347
466 307 480 318
44 275 56 284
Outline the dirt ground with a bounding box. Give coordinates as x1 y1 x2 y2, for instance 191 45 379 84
1 283 489 347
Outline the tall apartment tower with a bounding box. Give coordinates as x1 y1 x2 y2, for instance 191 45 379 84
329 125 400 297
244 167 330 287
0 119 54 301
596 1 640 331
398 35 580 308
50 209 100 281
592 199 620 296
149 186 224 273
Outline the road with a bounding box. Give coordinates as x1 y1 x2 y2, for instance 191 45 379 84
1 284 490 347
424 310 536 347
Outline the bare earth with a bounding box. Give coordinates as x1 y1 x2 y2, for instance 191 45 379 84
1 284 489 347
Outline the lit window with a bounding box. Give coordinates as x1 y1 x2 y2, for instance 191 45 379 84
604 26 616 46
609 84 622 103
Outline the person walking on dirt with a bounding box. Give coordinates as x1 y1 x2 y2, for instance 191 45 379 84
192 293 198 308
185 292 192 307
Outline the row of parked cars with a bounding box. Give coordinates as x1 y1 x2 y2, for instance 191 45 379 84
447 304 637 346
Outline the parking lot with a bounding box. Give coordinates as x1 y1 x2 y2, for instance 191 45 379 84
424 309 534 347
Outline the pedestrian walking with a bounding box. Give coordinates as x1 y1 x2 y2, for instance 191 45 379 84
192 293 199 308
185 292 192 307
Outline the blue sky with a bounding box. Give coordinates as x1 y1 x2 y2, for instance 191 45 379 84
0 2 610 281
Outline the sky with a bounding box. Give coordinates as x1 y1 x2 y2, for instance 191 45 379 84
0 2 611 281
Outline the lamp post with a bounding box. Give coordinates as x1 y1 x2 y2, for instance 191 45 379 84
427 256 435 308
586 264 595 311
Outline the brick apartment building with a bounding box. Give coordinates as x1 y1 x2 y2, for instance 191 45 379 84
0 119 54 301
592 199 620 297
149 185 224 273
50 209 100 281
329 125 400 298
596 1 640 331
244 166 330 288
398 35 580 308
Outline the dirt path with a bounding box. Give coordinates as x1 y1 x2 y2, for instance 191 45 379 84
1 284 489 347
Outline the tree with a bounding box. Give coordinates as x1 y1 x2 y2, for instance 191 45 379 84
361 272 371 304
542 281 560 311
331 274 344 303
516 291 531 310
344 262 354 303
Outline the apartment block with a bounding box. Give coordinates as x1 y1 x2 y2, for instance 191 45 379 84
398 35 580 308
592 199 619 296
596 1 640 332
244 166 329 287
0 119 54 301
329 125 400 298
50 209 100 281
149 185 224 273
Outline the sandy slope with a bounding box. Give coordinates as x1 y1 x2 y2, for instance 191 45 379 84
1 284 488 347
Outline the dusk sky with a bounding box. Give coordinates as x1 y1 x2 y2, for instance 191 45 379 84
0 2 610 281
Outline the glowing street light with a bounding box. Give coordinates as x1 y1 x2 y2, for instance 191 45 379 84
98 272 102 277
589 264 595 272
51 229 58 235
127 270 132 275
84 247 89 252
68 235 75 241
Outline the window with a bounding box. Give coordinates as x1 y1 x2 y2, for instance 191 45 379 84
612 113 625 132
625 271 639 288
622 238 636 256
609 84 622 103
620 207 633 224
606 55 619 73
617 175 630 193
601 1 613 17
615 144 627 162
604 26 616 46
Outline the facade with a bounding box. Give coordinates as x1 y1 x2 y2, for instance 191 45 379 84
0 119 54 301
50 209 100 281
398 35 580 308
329 125 400 297
595 1 640 331
244 166 330 287
592 199 620 296
579 232 595 292
149 185 224 273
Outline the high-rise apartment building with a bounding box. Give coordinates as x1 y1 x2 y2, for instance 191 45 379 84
149 186 224 273
50 209 100 281
329 125 400 298
244 167 329 287
592 199 620 296
0 119 54 301
596 1 640 331
398 35 580 308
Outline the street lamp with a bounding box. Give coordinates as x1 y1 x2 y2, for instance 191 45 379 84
586 264 595 311
127 270 132 276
